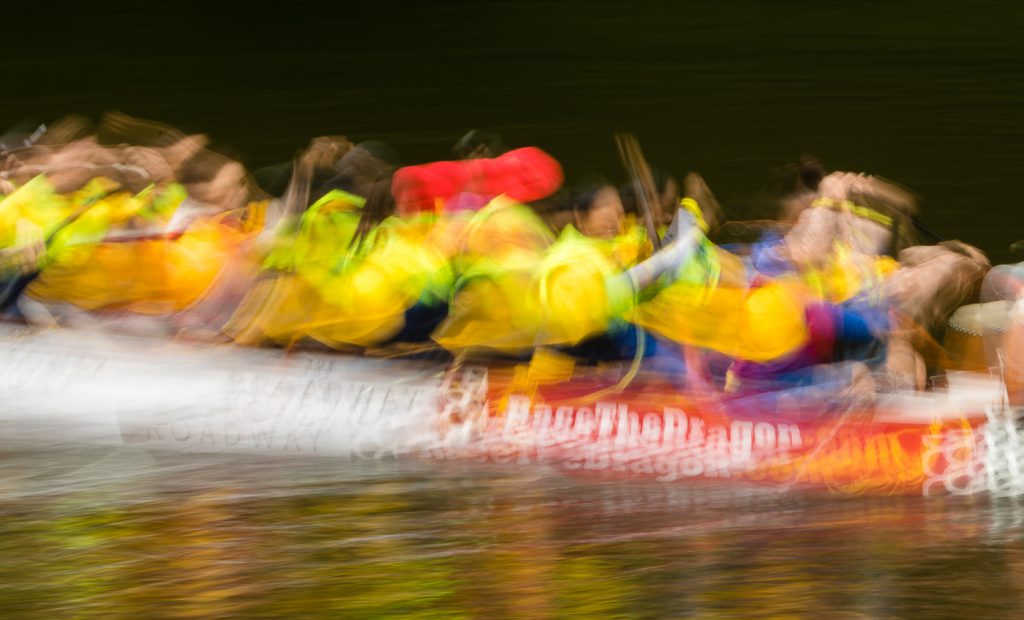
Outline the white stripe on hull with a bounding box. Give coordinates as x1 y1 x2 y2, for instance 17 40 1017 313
0 325 445 457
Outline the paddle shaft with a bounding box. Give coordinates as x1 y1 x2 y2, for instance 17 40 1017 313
615 133 663 251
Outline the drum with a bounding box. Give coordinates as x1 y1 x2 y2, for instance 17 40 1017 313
943 301 1013 372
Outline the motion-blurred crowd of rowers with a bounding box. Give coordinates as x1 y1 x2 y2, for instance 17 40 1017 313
1 113 1021 405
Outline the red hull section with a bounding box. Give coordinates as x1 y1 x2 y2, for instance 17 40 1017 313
434 368 995 496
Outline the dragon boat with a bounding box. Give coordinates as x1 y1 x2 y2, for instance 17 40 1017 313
1 322 1021 498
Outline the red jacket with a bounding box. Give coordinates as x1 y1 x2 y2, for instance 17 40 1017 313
392 147 563 215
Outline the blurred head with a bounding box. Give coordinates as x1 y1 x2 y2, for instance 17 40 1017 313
330 141 397 189
573 179 624 240
796 155 825 194
776 156 826 223
35 115 93 147
121 146 174 185
45 139 120 193
99 110 188 148
333 141 399 249
179 150 248 211
844 173 919 255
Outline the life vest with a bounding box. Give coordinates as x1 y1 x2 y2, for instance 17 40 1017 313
28 194 256 314
630 263 812 363
432 198 553 353
0 176 120 252
234 195 453 348
533 224 654 346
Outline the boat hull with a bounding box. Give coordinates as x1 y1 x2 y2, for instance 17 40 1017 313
1 325 1019 497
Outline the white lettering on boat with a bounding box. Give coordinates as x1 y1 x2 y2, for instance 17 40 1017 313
477 396 803 480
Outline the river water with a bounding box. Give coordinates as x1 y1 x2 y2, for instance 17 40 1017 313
3 0 1024 616
1 448 1023 618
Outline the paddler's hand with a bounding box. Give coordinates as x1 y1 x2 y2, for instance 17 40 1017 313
817 172 852 202
161 134 209 173
300 136 353 172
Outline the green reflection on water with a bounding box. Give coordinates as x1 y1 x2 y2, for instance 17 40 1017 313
0 451 1023 618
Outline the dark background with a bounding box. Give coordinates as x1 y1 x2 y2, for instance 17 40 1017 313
5 0 1023 260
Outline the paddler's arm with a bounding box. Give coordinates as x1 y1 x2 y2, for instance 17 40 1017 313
620 225 703 292
604 225 703 314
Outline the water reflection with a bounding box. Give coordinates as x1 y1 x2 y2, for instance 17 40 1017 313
0 448 1022 617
